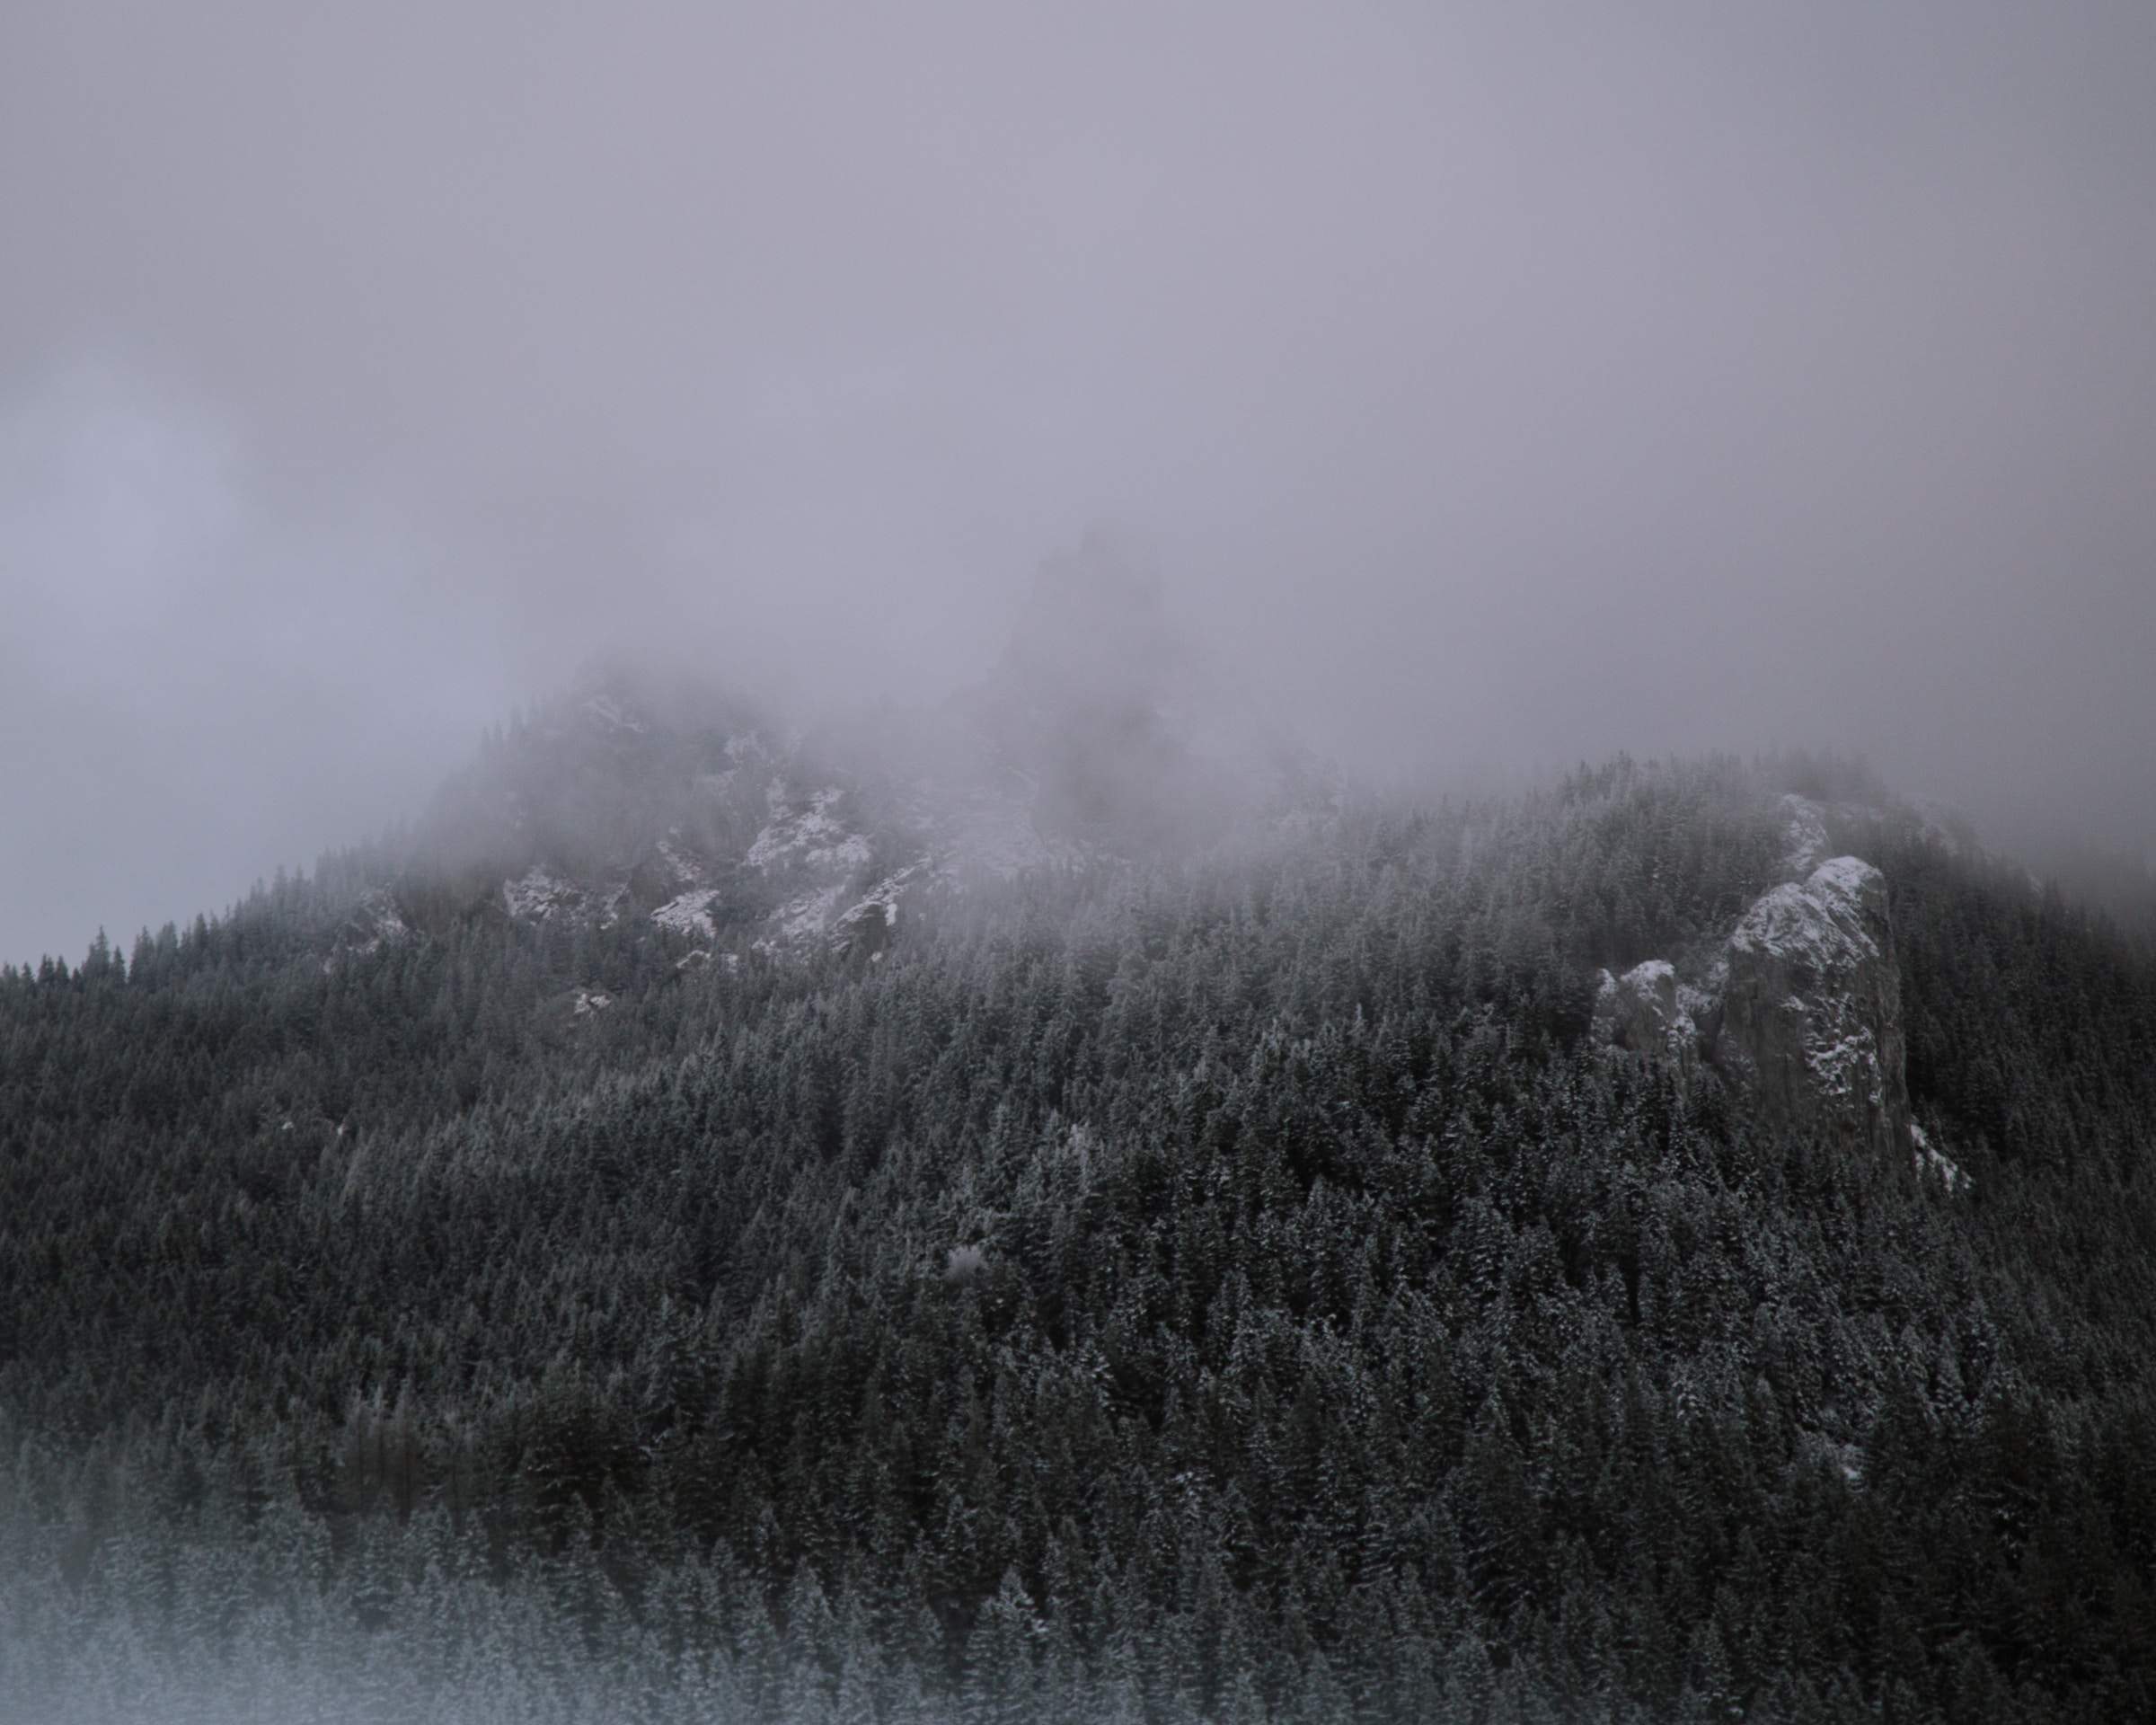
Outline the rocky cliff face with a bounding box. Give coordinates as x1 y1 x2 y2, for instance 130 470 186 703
1595 844 1915 1161
1710 854 1911 1157
445 693 958 961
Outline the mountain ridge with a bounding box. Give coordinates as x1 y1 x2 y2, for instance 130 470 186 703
4 739 2154 1721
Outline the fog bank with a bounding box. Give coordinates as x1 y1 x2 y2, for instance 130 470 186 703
5 1 2153 961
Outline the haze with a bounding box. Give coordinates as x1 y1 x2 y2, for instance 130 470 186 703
4 0 2153 965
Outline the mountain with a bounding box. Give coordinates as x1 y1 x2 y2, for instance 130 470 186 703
3 707 2154 1721
1595 809 1921 1171
338 544 1338 978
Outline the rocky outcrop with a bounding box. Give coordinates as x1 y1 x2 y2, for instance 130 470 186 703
502 864 587 924
320 889 411 974
1593 960 1704 1078
1595 855 1913 1161
359 629 1333 978
1710 856 1910 1156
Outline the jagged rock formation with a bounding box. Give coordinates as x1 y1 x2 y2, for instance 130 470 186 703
363 645 1331 978
1597 851 1917 1162
1710 855 1911 1157
369 541 1337 970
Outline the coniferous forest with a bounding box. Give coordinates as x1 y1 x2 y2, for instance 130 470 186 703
4 749 2156 1722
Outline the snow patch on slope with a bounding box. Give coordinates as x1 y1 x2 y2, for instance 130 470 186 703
655 833 704 889
748 785 872 873
1910 1121 1969 1192
829 864 927 958
837 867 915 933
652 889 721 940
762 882 852 948
503 866 582 923
1730 857 1885 971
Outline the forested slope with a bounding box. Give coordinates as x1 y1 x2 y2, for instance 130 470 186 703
3 755 2152 1722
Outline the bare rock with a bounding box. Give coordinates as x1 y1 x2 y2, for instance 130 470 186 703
1593 960 1701 1076
1710 857 1910 1156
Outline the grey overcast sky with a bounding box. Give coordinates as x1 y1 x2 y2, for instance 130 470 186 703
4 0 2153 962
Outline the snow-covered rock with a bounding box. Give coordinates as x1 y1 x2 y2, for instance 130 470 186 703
654 834 704 889
831 864 923 959
1589 852 1913 1163
771 882 851 944
651 889 721 940
747 785 872 874
1712 856 1910 1157
503 865 583 923
393 630 1337 974
1593 959 1701 1075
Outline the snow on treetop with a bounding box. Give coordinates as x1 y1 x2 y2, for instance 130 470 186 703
1779 793 1831 877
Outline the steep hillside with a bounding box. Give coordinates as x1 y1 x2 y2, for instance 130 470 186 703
2 747 2152 1723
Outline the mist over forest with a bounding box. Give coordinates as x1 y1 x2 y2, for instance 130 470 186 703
6 0 2156 967
5 4 2156 1723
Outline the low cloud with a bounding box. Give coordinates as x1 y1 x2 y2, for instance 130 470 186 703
4 1 2152 959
